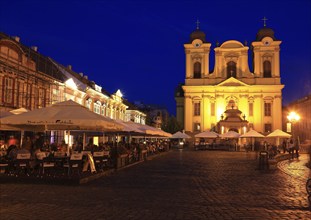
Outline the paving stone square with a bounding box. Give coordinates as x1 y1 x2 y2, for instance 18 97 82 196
0 150 310 219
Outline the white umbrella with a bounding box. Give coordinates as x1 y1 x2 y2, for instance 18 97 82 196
10 107 28 115
220 131 240 138
240 130 265 151
266 129 291 147
240 130 265 138
170 131 191 139
0 100 123 132
195 131 219 138
266 129 291 138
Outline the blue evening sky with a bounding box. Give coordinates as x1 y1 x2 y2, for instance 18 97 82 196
1 0 310 115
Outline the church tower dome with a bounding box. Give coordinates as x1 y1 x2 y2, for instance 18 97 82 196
256 27 276 41
255 17 276 41
190 29 206 43
189 20 206 43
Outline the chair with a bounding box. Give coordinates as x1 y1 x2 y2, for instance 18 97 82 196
36 152 55 176
103 151 110 167
0 162 9 174
63 153 83 176
14 153 31 175
93 151 104 171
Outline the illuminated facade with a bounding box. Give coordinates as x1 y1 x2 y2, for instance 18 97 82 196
0 33 64 111
283 95 311 143
175 24 284 135
0 33 145 125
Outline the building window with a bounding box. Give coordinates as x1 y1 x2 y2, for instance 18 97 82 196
194 102 200 116
86 99 92 110
249 103 253 116
52 88 60 104
227 61 237 78
263 60 272 78
38 88 46 108
211 103 215 116
264 103 271 116
264 123 272 133
94 101 101 114
3 77 14 104
194 123 201 131
193 62 201 78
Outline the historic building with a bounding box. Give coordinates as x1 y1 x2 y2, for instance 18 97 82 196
0 32 145 125
175 22 284 135
283 94 311 143
0 33 64 112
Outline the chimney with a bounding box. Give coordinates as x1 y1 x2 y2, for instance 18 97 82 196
84 75 88 79
79 72 83 77
67 65 72 70
31 46 38 52
12 36 20 42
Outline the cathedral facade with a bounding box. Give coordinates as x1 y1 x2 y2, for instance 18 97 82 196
175 24 283 135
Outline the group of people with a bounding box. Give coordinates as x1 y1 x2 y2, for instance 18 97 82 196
282 138 300 159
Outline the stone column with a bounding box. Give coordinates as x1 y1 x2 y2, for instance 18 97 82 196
184 95 193 132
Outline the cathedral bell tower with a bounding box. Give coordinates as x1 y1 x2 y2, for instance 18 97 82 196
184 20 211 80
252 17 282 78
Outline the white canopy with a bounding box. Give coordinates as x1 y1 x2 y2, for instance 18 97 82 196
195 131 219 138
114 120 145 134
240 130 265 138
0 100 123 132
126 121 171 137
10 107 28 115
220 131 240 138
266 129 291 138
170 131 191 139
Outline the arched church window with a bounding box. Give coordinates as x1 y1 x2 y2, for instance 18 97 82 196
193 62 201 78
263 60 272 78
227 61 236 78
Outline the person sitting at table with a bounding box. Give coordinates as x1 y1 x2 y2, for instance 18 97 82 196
58 140 68 155
21 136 33 153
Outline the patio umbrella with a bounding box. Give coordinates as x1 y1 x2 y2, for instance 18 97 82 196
240 130 265 138
0 100 123 132
266 129 291 138
266 129 291 146
170 131 191 139
219 131 240 138
195 131 219 138
240 130 265 151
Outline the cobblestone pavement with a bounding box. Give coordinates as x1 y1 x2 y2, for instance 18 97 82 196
0 150 310 220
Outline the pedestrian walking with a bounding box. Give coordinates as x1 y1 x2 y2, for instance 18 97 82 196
294 138 300 158
282 139 287 153
288 139 294 159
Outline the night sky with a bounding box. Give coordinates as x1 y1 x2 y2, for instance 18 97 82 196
1 0 310 115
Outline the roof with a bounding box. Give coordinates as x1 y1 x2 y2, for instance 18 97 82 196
255 27 277 41
189 29 206 43
0 32 65 82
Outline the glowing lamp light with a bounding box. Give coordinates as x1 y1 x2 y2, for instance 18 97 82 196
287 112 300 123
116 89 123 97
65 78 77 90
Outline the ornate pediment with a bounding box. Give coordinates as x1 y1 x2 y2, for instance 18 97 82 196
217 77 249 87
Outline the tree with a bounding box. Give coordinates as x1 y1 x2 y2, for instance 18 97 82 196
161 115 182 134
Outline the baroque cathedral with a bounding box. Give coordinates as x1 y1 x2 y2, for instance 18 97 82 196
175 21 283 135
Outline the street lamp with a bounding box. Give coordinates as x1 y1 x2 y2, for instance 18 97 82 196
287 111 300 139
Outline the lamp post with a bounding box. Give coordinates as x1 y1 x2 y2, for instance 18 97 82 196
287 111 300 141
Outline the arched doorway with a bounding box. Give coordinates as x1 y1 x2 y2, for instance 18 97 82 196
228 128 239 133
